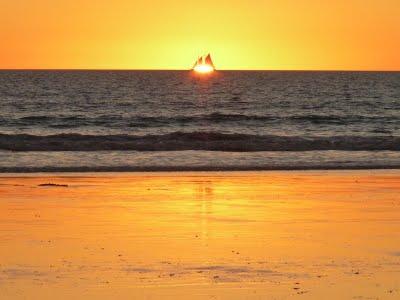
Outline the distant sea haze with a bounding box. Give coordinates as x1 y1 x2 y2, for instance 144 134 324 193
1 70 399 172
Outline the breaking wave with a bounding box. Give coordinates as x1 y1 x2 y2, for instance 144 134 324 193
1 132 399 152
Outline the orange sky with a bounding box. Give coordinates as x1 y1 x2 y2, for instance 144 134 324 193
1 0 399 70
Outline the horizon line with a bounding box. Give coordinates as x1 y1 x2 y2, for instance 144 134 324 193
0 68 399 72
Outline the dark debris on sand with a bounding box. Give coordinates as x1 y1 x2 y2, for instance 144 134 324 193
38 183 69 187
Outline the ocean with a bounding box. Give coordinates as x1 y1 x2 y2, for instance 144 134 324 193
1 70 399 172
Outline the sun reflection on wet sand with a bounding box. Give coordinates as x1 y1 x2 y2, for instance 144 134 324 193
0 171 400 299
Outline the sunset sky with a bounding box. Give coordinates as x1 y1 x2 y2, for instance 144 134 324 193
1 0 399 70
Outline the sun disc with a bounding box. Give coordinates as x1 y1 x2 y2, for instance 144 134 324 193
193 64 214 74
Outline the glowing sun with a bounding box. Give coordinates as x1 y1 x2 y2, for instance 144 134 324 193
193 64 214 74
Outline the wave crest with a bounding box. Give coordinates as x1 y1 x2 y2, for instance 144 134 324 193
1 132 399 152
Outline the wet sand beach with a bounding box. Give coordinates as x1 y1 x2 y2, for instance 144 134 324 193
1 171 399 299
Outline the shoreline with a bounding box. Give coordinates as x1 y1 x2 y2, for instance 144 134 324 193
1 165 400 173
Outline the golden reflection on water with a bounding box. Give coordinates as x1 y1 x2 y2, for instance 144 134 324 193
0 171 400 299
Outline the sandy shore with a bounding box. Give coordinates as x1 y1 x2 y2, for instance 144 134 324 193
1 171 399 299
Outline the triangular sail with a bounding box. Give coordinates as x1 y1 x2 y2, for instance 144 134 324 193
205 54 215 68
192 57 202 69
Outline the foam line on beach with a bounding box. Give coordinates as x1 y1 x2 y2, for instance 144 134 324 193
1 165 400 173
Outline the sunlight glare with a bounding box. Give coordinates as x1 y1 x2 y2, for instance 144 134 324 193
193 64 214 74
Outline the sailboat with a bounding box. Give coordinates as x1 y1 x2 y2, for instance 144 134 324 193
192 54 216 73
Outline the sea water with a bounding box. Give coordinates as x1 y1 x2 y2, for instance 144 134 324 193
1 70 399 171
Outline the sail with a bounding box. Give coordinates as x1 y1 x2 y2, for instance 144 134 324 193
205 54 215 68
192 57 202 69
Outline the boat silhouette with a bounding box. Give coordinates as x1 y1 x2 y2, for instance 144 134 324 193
192 54 215 71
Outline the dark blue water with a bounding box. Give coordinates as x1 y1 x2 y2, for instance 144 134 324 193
1 70 399 172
